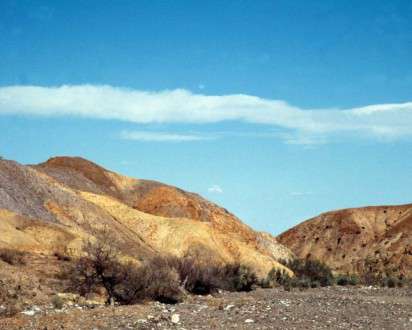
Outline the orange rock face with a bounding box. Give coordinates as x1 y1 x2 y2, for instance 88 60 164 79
278 205 412 277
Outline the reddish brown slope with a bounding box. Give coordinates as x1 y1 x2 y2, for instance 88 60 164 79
35 157 292 260
1 157 293 276
278 204 412 277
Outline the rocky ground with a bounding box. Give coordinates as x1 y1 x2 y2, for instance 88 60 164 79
1 286 411 330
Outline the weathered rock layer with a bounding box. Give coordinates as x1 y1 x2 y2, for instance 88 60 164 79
278 204 412 277
0 156 292 276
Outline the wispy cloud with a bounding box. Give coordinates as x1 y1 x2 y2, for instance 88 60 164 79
119 130 214 142
208 185 223 194
1 84 412 143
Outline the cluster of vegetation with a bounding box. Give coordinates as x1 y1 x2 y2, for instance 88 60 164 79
63 234 411 306
262 258 333 290
262 258 410 290
0 248 26 266
358 256 409 288
63 236 258 305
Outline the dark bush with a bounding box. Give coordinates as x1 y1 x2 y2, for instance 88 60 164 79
310 280 321 288
0 248 26 266
335 274 359 286
382 277 397 288
162 255 258 295
262 268 291 288
140 256 184 304
278 258 334 287
218 263 258 292
65 231 258 305
66 236 184 305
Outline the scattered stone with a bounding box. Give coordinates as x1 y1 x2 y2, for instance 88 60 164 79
224 304 235 311
171 313 180 324
244 319 254 323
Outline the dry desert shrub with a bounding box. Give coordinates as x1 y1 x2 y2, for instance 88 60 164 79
265 258 334 289
64 233 258 305
335 274 359 286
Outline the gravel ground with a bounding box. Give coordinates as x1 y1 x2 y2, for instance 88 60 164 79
1 286 411 329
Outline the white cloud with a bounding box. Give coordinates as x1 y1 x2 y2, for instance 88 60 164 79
119 130 213 142
208 185 223 194
1 84 412 143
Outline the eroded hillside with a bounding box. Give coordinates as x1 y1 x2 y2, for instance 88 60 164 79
0 156 292 277
278 205 412 277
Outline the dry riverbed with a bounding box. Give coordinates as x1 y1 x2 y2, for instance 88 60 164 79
1 286 412 329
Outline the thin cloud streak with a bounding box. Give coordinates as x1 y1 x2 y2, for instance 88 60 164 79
208 185 223 194
119 130 214 142
1 84 412 143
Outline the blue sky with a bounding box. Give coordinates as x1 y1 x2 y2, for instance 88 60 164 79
0 0 412 234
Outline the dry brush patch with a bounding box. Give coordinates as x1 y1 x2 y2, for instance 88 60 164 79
61 232 260 306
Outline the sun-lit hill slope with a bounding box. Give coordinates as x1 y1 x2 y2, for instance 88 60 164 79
35 157 256 237
34 156 293 263
0 157 292 276
278 204 412 277
0 159 154 258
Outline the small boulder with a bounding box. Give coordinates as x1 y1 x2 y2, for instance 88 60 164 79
171 313 180 324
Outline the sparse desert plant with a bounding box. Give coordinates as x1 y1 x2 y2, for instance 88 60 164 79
262 267 291 288
310 280 321 288
68 235 121 300
381 276 401 288
65 230 260 306
171 255 220 295
65 232 184 305
278 258 334 287
335 274 359 286
161 254 258 295
221 263 258 292
139 256 184 304
0 248 26 266
51 295 64 309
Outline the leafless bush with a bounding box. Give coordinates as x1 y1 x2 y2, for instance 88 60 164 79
66 232 184 305
65 231 258 305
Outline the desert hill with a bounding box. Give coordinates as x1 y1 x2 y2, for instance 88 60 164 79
0 156 292 276
278 204 412 277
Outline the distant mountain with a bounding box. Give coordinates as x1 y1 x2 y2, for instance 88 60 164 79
278 204 412 277
0 156 292 276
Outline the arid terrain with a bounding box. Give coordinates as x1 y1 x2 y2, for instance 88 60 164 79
1 287 411 330
278 204 412 277
0 156 292 276
1 156 411 329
